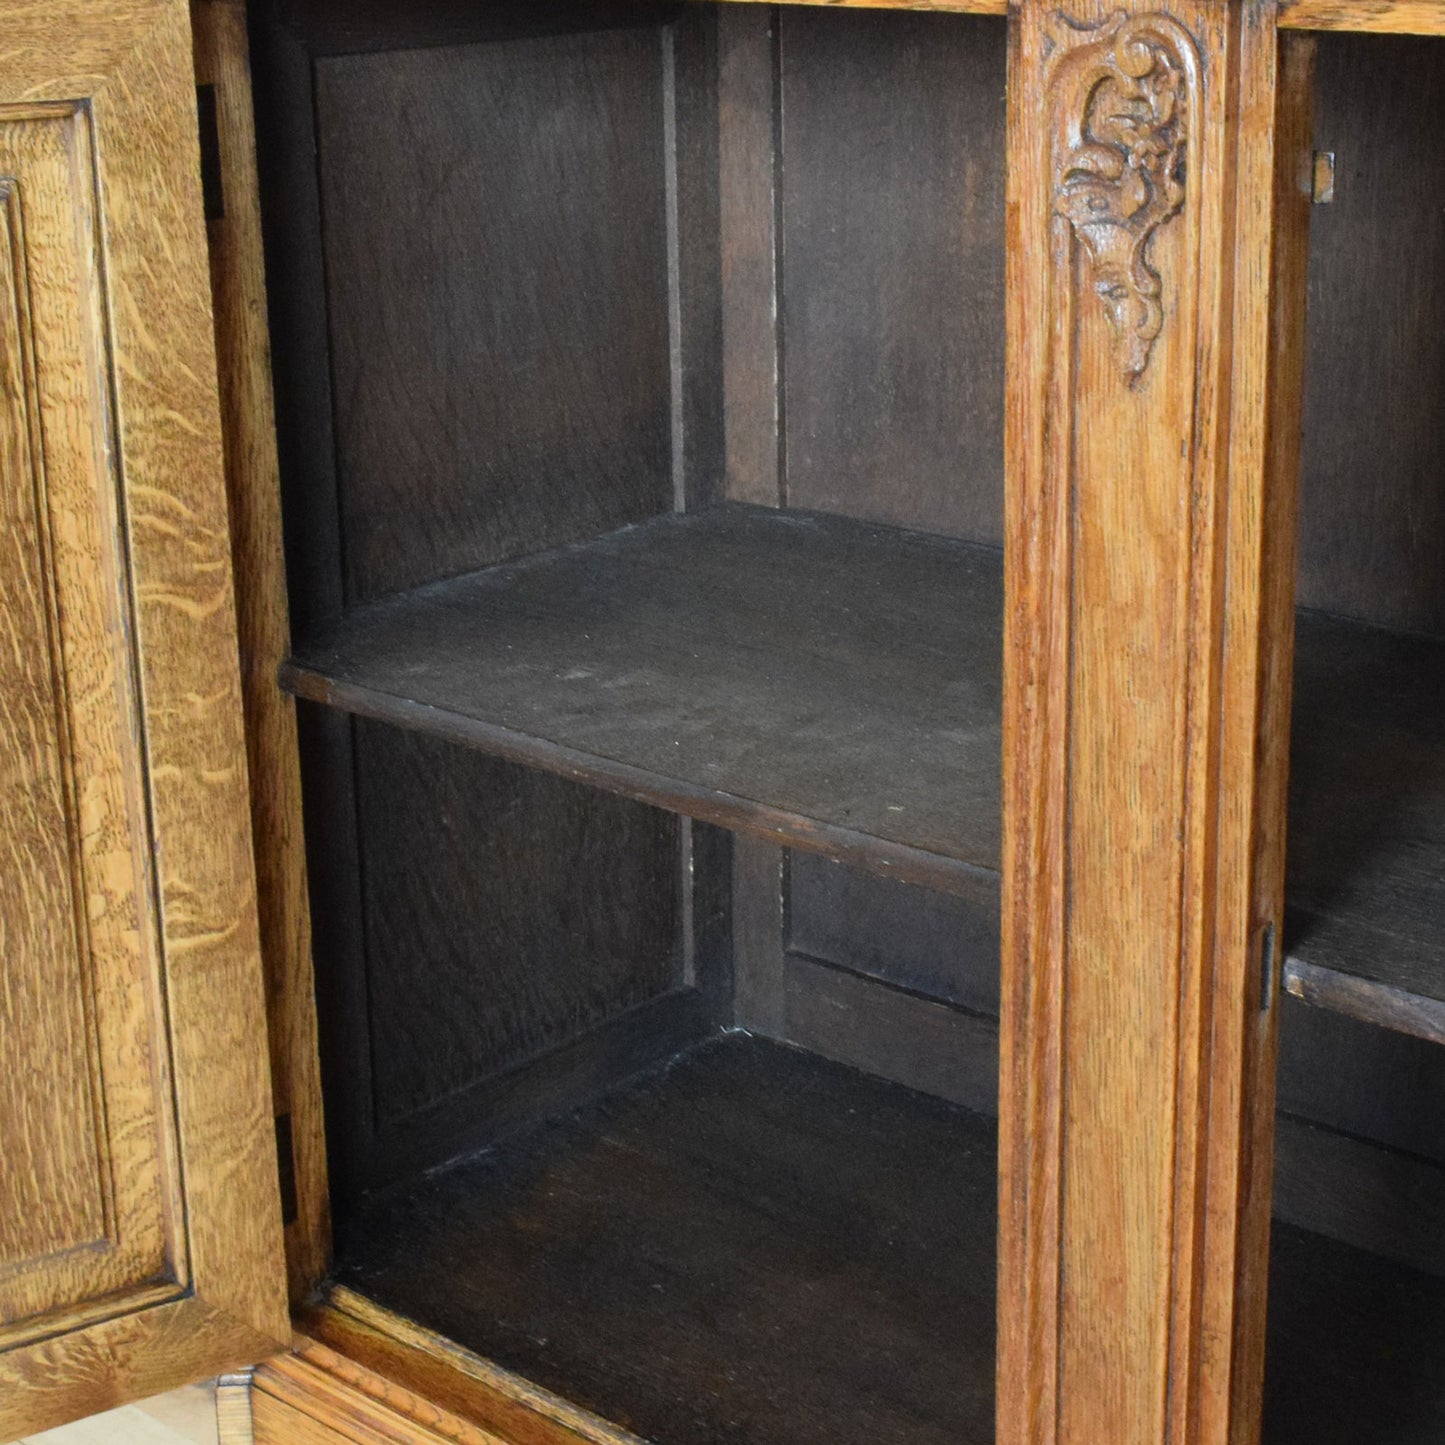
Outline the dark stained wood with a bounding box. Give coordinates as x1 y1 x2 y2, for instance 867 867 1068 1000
301 713 690 1202
1273 1114 1445 1281
731 836 787 1034
284 505 1005 900
787 848 999 1016
1296 33 1445 638
247 4 345 638
313 28 673 603
1264 1223 1445 1444
783 954 999 1117
270 0 677 54
331 989 713 1256
718 6 783 508
353 722 681 1122
331 1034 998 1445
684 820 734 1021
1284 958 1445 1047
778 9 1005 543
1276 994 1445 1167
284 504 1445 1049
293 703 376 1209
668 9 726 512
1285 608 1445 1041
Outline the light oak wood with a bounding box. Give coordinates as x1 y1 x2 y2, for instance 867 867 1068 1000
251 1325 612 1445
1280 0 1445 32
214 1375 254 1445
0 2 286 1436
253 1348 506 1445
190 0 331 1304
297 1292 640 1445
999 5 1313 1444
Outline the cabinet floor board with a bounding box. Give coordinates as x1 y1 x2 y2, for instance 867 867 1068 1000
330 1034 998 1445
1265 1221 1445 1443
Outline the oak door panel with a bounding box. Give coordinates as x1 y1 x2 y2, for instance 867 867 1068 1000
0 2 287 1437
0 96 180 1349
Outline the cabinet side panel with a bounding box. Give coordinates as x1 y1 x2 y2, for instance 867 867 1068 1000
313 26 674 603
1296 33 1445 638
355 725 681 1125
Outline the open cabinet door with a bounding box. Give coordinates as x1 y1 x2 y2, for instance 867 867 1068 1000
0 1 288 1437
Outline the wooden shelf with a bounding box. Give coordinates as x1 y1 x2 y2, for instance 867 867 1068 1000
1284 610 1445 1045
285 506 1445 1045
283 505 1004 901
331 1034 999 1445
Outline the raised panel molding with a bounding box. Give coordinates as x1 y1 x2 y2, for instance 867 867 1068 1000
0 4 287 1436
0 102 182 1343
1000 4 1314 1443
0 173 108 1272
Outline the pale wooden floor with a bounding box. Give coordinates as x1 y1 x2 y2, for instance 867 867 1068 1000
20 1384 219 1445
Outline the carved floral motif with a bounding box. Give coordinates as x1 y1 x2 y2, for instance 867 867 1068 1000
1050 12 1199 381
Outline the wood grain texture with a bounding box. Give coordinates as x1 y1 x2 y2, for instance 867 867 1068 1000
215 1373 253 1445
190 0 330 1305
273 1223 1445 1445
330 1035 998 1445
301 1296 642 1445
313 26 673 604
353 725 680 1123
284 506 1004 900
999 7 1313 1443
0 1 286 1434
0 122 170 1322
779 8 1005 542
1295 33 1445 636
254 1347 512 1445
303 719 691 1205
1280 0 1445 31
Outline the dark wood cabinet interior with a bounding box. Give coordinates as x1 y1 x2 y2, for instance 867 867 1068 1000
247 3 1445 1439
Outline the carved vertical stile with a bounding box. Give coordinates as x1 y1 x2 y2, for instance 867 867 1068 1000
1000 4 1311 1444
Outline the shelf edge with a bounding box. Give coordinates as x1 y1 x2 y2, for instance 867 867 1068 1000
1282 954 1445 1046
280 661 1001 905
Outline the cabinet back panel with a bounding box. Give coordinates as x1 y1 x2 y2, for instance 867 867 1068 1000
787 850 999 1017
313 27 674 603
352 723 682 1125
1299 34 1445 638
299 708 688 1204
1277 996 1445 1167
778 10 1006 544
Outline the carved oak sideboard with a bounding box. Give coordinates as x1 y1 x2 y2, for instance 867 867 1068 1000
3 1 1444 1443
